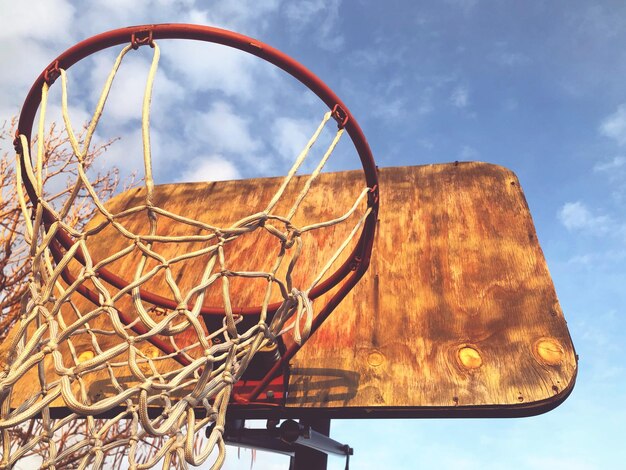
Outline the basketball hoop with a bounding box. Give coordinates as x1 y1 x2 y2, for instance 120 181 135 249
1 24 377 469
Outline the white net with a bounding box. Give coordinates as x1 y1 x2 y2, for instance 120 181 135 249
0 40 374 469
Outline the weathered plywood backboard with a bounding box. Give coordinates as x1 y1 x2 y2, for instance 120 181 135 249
0 162 577 419
282 163 577 418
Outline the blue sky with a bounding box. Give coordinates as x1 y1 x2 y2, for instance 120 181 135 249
1 1 625 469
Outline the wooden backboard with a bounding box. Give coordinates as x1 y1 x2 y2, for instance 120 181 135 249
0 162 577 419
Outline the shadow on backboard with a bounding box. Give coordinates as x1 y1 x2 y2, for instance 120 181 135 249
286 367 360 405
85 367 359 408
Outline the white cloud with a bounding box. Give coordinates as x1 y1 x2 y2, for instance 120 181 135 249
565 249 626 267
373 98 406 120
0 39 62 112
594 156 626 172
490 42 530 67
35 102 92 139
60 0 279 39
284 0 344 51
87 124 188 185
593 156 626 203
565 253 594 265
496 52 530 66
525 456 595 470
416 87 435 115
94 128 148 177
178 156 240 182
271 117 319 162
87 50 185 127
72 0 189 36
88 55 149 123
161 40 258 100
417 138 434 150
450 86 469 108
444 0 478 13
188 101 261 155
503 97 519 111
600 104 626 146
558 201 612 234
197 0 281 32
0 0 75 41
460 145 478 159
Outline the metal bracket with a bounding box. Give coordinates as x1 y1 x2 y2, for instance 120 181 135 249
368 184 379 206
43 61 60 85
13 133 23 153
220 419 353 463
131 29 154 49
280 420 353 457
331 104 349 129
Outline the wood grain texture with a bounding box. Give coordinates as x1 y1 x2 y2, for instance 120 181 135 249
285 163 577 417
0 162 577 418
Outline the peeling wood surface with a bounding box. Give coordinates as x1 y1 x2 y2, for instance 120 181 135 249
0 162 577 418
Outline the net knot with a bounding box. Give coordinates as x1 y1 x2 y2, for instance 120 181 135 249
258 322 277 342
284 226 301 249
91 438 103 454
139 380 153 392
288 287 304 302
83 268 96 278
147 207 157 223
42 343 57 354
290 288 313 345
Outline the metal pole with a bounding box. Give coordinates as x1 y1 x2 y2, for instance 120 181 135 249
289 418 350 470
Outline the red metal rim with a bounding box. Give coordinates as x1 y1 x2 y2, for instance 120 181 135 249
16 23 379 317
17 24 377 188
